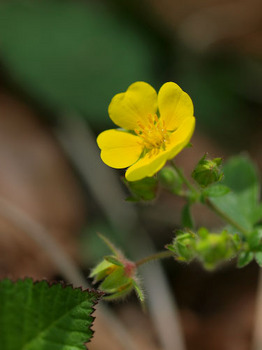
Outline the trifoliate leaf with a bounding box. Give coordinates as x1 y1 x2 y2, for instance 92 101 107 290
0 278 101 350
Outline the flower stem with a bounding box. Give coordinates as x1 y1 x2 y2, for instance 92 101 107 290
170 161 249 236
204 198 249 236
136 250 174 267
170 161 198 196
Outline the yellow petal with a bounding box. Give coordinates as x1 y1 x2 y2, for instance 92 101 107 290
125 117 195 181
158 82 194 131
125 151 168 182
167 116 196 160
97 129 142 169
108 82 157 130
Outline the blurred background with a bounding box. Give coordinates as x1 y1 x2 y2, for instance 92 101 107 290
0 0 261 349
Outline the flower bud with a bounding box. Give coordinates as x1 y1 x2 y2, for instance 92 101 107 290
167 231 197 262
196 229 239 269
192 155 223 188
90 234 144 302
124 177 158 201
158 166 183 193
90 256 138 300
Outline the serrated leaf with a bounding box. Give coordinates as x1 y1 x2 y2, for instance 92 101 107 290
203 184 230 198
237 252 254 268
210 155 261 232
0 278 101 350
181 203 194 229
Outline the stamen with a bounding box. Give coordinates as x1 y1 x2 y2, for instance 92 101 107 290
135 114 170 154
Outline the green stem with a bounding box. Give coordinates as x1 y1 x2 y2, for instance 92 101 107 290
205 198 249 236
170 161 249 236
170 161 198 195
135 250 175 267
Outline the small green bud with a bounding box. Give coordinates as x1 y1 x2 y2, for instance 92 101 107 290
90 234 142 301
168 231 197 262
158 166 183 193
196 229 239 269
192 154 223 188
124 177 158 201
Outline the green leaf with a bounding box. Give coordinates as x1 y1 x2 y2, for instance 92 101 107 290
210 155 261 232
104 255 124 267
255 252 262 267
0 278 101 350
0 0 156 126
181 203 194 229
133 280 145 304
237 252 254 268
202 184 230 198
247 229 262 251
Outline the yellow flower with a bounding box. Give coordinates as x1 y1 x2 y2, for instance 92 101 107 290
97 82 195 181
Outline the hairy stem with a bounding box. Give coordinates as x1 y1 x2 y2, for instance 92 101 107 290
136 250 175 267
170 161 198 195
171 161 249 235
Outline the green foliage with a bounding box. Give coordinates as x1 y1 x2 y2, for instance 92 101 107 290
237 252 254 268
0 0 156 125
255 252 262 267
209 155 261 232
202 184 230 198
0 278 101 350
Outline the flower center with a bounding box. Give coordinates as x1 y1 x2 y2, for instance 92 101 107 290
134 114 170 152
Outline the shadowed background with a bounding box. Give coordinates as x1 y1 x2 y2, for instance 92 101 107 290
0 1 261 349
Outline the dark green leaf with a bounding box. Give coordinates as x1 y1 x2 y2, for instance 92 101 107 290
247 230 262 251
0 278 101 350
237 252 254 268
203 184 230 198
255 252 262 267
210 155 261 232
